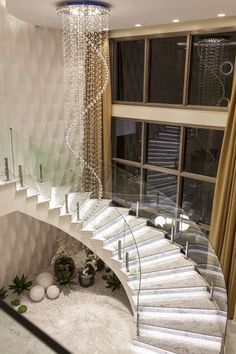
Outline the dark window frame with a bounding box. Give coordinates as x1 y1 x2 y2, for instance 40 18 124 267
111 27 236 111
112 117 224 231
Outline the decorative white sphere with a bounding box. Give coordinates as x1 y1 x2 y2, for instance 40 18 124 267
30 285 45 302
36 272 54 289
46 285 60 299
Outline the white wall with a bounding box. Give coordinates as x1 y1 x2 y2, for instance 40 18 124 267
0 1 70 284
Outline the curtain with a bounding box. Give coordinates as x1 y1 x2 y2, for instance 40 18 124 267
102 38 112 196
210 76 236 319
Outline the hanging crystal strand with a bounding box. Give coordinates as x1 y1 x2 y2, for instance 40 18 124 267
58 4 109 208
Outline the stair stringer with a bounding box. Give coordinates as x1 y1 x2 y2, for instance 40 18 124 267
0 181 136 314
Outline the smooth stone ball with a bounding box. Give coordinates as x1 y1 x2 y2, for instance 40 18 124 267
47 285 60 299
36 272 54 289
30 285 45 302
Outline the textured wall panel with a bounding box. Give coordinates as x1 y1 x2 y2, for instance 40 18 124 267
0 211 59 287
0 1 74 283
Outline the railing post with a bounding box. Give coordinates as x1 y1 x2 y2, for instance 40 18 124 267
77 202 80 221
9 128 15 177
118 240 122 260
39 164 43 183
125 252 130 273
4 158 9 181
185 241 189 259
65 194 69 214
18 165 23 187
136 201 139 219
170 225 175 244
136 313 140 336
210 280 215 301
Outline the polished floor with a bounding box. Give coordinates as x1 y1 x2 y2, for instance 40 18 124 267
225 321 236 354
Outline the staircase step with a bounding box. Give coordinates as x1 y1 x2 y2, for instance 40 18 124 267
138 311 225 337
135 327 221 354
129 271 206 291
94 215 147 240
133 340 175 354
127 253 195 276
111 229 165 256
80 199 111 224
85 206 129 232
105 225 165 249
136 292 218 310
128 239 180 261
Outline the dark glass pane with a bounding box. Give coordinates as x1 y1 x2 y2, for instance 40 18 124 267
148 36 186 104
184 128 224 177
112 40 145 102
144 170 177 202
146 124 180 169
182 178 215 225
112 163 141 201
189 32 236 107
112 118 142 162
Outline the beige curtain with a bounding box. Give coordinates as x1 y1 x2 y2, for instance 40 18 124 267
210 77 236 319
102 38 112 196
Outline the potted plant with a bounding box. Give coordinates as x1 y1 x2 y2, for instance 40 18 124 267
8 274 32 298
79 252 97 288
54 256 75 278
56 271 77 292
103 270 121 292
84 246 104 271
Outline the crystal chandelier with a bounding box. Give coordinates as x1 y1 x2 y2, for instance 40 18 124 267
57 1 110 199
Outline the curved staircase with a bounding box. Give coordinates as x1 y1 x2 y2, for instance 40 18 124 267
0 177 227 354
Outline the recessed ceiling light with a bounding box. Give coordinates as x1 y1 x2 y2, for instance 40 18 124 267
172 19 180 23
217 13 226 17
135 24 142 27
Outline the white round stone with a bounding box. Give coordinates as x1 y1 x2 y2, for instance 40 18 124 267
36 272 54 289
29 285 45 302
46 285 60 299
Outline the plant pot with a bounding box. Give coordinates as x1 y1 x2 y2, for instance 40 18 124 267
96 258 105 271
78 273 95 288
54 257 75 278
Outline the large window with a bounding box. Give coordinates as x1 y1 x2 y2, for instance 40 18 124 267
148 36 187 104
111 30 236 108
112 40 145 102
112 117 224 231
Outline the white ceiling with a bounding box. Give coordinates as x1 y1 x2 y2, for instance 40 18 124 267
6 0 236 30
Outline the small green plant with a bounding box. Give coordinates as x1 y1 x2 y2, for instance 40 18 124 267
18 304 27 314
56 271 76 289
0 287 8 299
11 299 21 307
9 275 33 296
103 271 121 292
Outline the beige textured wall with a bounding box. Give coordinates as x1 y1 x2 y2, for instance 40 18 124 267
0 212 59 287
0 2 69 283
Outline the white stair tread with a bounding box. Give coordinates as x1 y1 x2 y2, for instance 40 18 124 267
95 215 147 240
127 254 194 275
128 239 180 261
133 341 174 354
80 199 110 222
137 293 218 310
35 181 52 200
110 226 165 250
85 206 129 230
129 271 206 291
135 332 221 354
139 312 225 337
